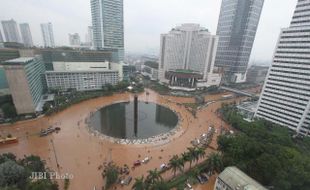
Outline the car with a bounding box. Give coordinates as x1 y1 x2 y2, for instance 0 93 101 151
196 175 205 184
142 157 150 164
122 176 132 185
133 160 141 166
160 163 168 171
185 183 194 190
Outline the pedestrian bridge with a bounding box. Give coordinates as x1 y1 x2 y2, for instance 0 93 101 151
219 86 258 97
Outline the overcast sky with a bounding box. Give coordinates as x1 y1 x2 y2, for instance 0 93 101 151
0 0 297 64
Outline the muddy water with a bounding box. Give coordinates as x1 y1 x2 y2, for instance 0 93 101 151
0 90 235 190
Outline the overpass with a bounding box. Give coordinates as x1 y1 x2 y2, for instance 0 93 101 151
219 86 258 97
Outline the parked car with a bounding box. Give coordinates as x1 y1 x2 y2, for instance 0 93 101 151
133 160 141 166
121 176 132 185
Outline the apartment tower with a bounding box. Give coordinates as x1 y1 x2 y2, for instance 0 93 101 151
255 0 310 136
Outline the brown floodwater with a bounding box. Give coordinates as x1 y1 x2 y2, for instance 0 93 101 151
0 89 237 190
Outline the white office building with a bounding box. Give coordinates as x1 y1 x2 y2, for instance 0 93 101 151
0 30 4 43
46 61 125 91
41 22 55 48
159 24 221 91
255 0 310 136
19 23 33 47
1 19 21 43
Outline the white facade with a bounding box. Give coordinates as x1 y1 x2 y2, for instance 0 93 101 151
19 23 33 47
40 23 55 48
159 23 220 89
255 0 310 136
45 70 119 92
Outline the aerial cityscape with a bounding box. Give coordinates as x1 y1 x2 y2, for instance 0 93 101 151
0 0 309 190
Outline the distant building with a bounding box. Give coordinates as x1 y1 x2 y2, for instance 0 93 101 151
1 56 46 114
68 33 81 47
255 0 310 136
19 23 33 47
40 22 55 47
90 0 124 61
159 24 221 91
246 65 269 84
215 0 265 83
45 62 124 91
141 61 158 81
215 166 267 190
86 26 93 47
0 30 3 42
1 19 21 43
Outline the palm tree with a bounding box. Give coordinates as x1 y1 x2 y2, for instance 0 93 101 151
169 155 180 177
187 147 196 169
196 147 206 160
146 169 163 187
181 152 190 169
132 176 146 190
206 152 223 175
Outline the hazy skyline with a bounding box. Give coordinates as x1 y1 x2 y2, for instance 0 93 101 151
0 0 297 63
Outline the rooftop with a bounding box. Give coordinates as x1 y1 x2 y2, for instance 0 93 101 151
218 167 267 190
2 57 35 65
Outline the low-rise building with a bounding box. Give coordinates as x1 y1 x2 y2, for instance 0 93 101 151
45 61 125 92
1 56 46 114
215 166 267 190
141 61 159 81
45 70 119 92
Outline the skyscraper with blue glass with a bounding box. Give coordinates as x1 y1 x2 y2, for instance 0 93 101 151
215 0 265 83
91 0 124 61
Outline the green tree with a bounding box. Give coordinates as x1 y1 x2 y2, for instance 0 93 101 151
132 176 146 190
186 147 196 169
104 163 119 189
0 160 27 188
169 155 184 177
26 179 58 190
145 169 162 188
205 153 223 175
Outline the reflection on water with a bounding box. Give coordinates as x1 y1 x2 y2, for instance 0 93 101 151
90 101 178 139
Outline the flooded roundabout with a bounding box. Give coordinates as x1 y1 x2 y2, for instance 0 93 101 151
87 96 181 145
0 90 233 190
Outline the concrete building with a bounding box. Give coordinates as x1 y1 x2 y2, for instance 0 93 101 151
246 65 269 84
90 0 124 61
215 166 267 190
159 24 221 91
1 56 45 114
142 62 159 81
19 23 33 47
68 33 81 47
40 22 55 48
1 19 21 43
255 0 310 136
0 48 20 90
46 61 124 91
215 0 265 83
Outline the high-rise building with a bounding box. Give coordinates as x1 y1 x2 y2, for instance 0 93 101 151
90 0 124 61
40 22 55 48
0 30 3 42
19 23 33 47
68 33 81 46
159 24 221 90
1 19 21 43
215 0 265 83
1 56 46 114
255 0 310 136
